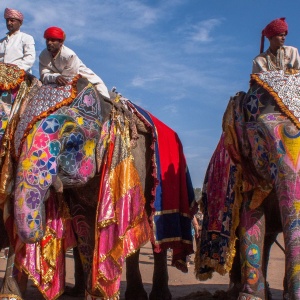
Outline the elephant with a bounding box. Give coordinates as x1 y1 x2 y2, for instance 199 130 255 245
1 74 195 300
196 70 300 300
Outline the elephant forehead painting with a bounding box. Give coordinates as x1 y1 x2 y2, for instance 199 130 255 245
197 70 300 299
14 79 102 242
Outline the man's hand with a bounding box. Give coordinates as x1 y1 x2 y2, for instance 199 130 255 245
55 75 69 86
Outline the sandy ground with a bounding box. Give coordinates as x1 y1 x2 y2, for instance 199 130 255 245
0 234 285 300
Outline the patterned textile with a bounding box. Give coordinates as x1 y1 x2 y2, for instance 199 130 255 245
251 70 300 128
14 191 76 300
0 62 25 91
195 132 241 279
92 112 151 299
14 76 78 157
127 102 196 272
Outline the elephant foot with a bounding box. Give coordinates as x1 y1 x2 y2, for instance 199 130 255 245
238 292 263 300
149 288 172 300
283 291 289 300
226 282 242 299
64 285 85 297
266 282 272 300
125 288 148 300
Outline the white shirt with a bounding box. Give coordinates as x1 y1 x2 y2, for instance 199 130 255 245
39 45 109 98
252 45 300 73
0 30 35 72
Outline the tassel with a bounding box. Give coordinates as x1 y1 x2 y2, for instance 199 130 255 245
260 33 265 53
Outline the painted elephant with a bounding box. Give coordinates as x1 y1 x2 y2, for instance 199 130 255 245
3 75 195 300
196 70 300 300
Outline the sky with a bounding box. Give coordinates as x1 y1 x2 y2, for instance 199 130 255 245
0 0 299 188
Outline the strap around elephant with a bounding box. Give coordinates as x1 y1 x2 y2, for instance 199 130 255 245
0 294 23 300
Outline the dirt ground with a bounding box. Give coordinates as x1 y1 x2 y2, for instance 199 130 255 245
0 234 285 300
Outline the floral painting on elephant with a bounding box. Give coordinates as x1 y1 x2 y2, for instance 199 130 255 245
8 78 151 299
197 70 300 299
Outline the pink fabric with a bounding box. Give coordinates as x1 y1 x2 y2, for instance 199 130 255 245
14 192 76 300
92 119 151 298
4 8 23 21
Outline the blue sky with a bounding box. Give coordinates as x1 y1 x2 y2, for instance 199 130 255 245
0 0 299 188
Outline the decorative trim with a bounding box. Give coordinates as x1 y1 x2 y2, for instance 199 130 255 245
85 289 120 300
251 73 300 129
0 294 23 300
17 75 80 158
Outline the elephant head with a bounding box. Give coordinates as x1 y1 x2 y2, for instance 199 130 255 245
13 78 110 243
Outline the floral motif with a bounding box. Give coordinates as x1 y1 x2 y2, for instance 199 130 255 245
34 132 50 149
26 166 40 185
79 158 94 177
26 190 40 210
83 94 95 107
58 153 77 173
31 150 48 168
83 139 96 157
27 212 41 229
39 170 52 189
66 133 84 152
49 140 61 156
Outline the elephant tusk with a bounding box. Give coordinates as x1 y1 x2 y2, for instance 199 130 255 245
53 176 64 193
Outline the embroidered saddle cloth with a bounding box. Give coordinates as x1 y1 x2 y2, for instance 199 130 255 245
251 70 300 128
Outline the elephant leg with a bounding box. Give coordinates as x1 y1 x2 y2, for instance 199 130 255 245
280 203 300 299
149 248 172 300
125 249 148 300
262 232 278 300
238 193 266 300
64 246 85 297
227 238 242 299
0 247 27 299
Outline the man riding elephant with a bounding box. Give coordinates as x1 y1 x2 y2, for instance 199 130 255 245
0 8 36 73
39 26 109 99
252 17 300 73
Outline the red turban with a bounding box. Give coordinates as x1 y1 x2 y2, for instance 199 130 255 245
4 8 23 21
44 27 66 40
260 18 288 53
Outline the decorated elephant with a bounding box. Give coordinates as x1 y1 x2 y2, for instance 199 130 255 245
0 72 195 300
196 70 300 300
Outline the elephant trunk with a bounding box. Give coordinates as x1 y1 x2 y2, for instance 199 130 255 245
14 163 57 243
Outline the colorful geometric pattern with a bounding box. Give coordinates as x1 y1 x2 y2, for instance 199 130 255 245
14 76 79 158
252 70 300 129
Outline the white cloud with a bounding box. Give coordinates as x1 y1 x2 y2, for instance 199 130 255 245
190 19 223 42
